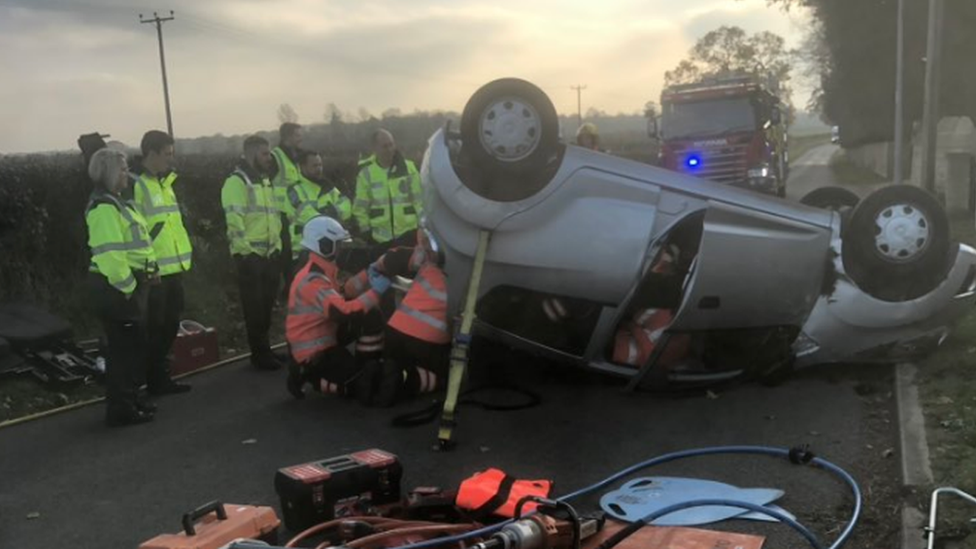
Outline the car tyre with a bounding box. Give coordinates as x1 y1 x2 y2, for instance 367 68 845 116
800 186 860 211
842 185 951 301
460 78 560 178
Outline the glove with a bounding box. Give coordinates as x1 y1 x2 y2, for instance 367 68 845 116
368 269 392 294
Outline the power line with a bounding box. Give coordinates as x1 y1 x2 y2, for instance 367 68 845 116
140 10 176 137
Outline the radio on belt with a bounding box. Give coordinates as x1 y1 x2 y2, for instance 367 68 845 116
274 448 403 531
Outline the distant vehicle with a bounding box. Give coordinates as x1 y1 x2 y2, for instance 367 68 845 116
653 73 790 197
831 126 841 144
421 78 976 389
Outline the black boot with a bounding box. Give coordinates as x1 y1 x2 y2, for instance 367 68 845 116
286 362 306 400
105 406 154 428
374 360 405 408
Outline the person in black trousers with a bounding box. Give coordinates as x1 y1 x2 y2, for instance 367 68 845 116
86 148 158 427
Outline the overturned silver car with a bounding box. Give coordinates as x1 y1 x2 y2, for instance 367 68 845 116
421 78 976 388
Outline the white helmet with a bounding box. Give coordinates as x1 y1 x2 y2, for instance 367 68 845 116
302 216 351 258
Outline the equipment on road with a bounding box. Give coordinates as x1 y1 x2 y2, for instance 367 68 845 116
138 501 280 549
222 445 860 549
274 449 403 531
169 320 220 376
456 468 553 519
437 230 491 449
600 477 794 526
0 303 102 386
923 487 976 549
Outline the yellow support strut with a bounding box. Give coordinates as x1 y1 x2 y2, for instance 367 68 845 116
438 230 491 449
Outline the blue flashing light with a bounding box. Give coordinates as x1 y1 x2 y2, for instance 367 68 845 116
686 155 702 169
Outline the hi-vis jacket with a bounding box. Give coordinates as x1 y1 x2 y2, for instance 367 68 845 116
86 190 157 295
346 242 450 344
286 253 382 364
221 163 282 258
271 146 301 214
285 175 352 258
352 154 423 243
133 170 192 276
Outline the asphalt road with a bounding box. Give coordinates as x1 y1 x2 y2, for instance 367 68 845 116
0 359 899 548
0 149 901 549
787 144 841 201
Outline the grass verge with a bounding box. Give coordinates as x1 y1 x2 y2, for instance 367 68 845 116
914 216 976 543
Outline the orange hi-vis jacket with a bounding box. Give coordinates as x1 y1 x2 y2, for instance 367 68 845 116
348 245 450 345
286 253 381 364
388 262 449 344
613 308 690 368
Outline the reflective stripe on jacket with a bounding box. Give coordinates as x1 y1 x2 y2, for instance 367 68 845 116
351 154 423 243
286 253 381 364
221 166 282 257
388 263 450 344
285 176 352 258
271 146 301 214
86 191 157 295
612 308 690 368
133 171 192 275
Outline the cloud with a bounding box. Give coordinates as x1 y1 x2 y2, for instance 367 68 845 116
0 0 810 152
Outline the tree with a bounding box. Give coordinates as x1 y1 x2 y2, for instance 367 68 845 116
796 20 831 119
277 103 299 124
664 26 793 100
381 107 402 119
357 107 376 123
643 101 659 119
324 103 343 125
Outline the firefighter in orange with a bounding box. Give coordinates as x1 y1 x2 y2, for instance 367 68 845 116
285 216 391 399
612 244 690 369
344 227 450 406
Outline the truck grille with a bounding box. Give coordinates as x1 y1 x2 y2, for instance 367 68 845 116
673 142 750 184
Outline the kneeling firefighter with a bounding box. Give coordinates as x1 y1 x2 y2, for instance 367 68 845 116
285 216 392 399
345 227 450 406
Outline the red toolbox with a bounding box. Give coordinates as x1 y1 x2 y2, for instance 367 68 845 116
275 449 403 531
138 501 280 549
170 320 219 377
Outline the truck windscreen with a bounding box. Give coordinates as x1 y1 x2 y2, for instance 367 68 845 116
662 97 756 139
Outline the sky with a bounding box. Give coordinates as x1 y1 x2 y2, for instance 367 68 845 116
0 0 811 153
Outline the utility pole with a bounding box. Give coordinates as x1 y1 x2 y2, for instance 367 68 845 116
571 85 587 127
893 0 906 185
140 11 176 137
920 0 945 193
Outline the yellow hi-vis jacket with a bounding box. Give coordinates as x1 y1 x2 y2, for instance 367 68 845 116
285 175 352 258
352 154 423 244
271 146 301 215
86 191 157 295
132 170 193 276
221 164 282 258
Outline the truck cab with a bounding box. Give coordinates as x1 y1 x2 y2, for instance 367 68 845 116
657 75 789 197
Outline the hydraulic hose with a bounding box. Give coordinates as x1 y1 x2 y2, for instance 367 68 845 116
233 445 862 549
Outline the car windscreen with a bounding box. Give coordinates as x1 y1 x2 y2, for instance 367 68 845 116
662 97 757 139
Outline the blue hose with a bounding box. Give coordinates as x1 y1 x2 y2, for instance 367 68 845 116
237 445 861 549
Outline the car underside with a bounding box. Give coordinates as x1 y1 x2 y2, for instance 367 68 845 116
419 78 976 389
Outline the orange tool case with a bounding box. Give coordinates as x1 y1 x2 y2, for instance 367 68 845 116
138 501 280 549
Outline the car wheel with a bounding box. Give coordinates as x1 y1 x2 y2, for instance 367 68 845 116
800 186 860 211
842 185 951 301
460 78 560 177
